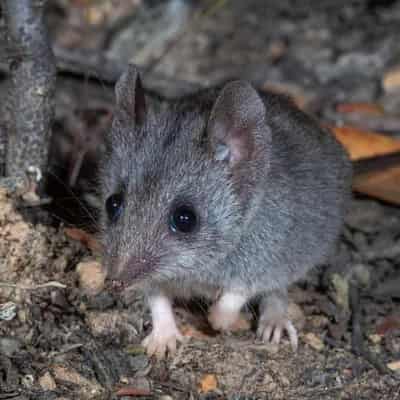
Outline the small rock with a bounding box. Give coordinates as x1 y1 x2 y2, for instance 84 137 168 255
368 334 383 345
387 360 400 371
86 311 120 337
309 315 330 329
76 260 106 296
262 373 277 392
351 264 371 288
383 65 400 92
330 273 349 311
303 332 325 351
86 310 138 343
21 374 35 388
0 302 17 321
39 372 57 391
52 365 104 398
0 336 22 357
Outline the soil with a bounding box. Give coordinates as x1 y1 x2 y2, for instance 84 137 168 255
1 1 400 399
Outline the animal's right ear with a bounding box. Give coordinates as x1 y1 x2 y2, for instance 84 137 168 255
115 64 146 125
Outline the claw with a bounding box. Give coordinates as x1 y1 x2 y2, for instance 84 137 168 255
258 318 298 351
142 326 184 359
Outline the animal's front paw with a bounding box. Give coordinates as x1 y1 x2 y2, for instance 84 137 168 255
208 303 240 331
142 324 184 359
257 317 298 351
208 292 248 331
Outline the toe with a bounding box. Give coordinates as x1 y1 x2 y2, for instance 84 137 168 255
261 325 273 342
284 320 298 351
272 326 282 345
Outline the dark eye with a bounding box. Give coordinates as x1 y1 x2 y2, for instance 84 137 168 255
170 205 198 234
106 193 124 222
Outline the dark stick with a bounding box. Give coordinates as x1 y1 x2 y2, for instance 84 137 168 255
349 283 390 375
3 0 56 186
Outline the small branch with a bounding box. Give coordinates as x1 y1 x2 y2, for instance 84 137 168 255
0 281 67 290
53 46 201 97
3 0 56 184
349 283 391 375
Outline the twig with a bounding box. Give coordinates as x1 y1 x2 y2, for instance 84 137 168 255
349 283 391 375
0 281 67 290
48 343 84 358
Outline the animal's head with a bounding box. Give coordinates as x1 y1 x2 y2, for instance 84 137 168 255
100 65 269 292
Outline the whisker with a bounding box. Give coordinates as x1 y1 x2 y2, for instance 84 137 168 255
46 169 100 229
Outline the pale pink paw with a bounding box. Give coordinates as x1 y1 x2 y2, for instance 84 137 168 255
208 304 240 331
257 317 298 351
142 325 184 359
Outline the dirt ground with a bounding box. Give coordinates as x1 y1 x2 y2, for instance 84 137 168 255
1 0 400 399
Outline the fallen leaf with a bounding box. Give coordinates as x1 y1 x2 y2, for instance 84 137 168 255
330 126 400 161
115 387 152 397
376 315 400 336
180 324 211 339
263 82 314 110
387 361 400 371
198 374 218 393
336 102 384 116
64 227 101 252
383 65 400 93
353 166 400 205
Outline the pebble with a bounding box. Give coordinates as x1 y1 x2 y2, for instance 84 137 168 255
0 302 17 321
76 260 106 296
0 336 22 357
383 65 400 92
39 372 57 391
387 360 400 371
303 332 325 351
52 365 104 398
368 334 383 345
330 273 349 311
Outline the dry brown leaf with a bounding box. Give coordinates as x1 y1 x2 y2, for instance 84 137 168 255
336 102 384 116
353 166 400 205
115 386 152 397
180 324 211 339
330 126 400 161
198 374 218 393
375 315 400 336
64 227 101 252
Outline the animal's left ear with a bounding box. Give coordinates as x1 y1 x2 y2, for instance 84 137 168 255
207 81 267 167
115 64 146 126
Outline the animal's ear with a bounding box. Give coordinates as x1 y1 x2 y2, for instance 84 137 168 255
115 64 146 125
207 81 266 167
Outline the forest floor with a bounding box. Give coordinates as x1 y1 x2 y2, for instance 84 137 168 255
0 1 400 399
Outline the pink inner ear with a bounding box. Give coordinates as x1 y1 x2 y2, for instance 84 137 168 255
226 126 254 166
228 135 249 166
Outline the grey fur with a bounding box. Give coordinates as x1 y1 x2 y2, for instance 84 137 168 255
100 65 352 314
